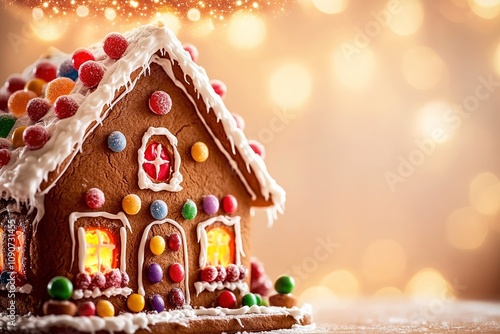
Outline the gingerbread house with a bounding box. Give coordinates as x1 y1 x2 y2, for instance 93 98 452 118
0 23 312 333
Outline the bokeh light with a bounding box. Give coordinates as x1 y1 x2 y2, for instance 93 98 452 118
227 13 266 49
332 48 376 89
494 42 500 76
320 269 360 298
105 8 117 21
362 239 407 283
311 0 349 14
33 20 67 41
299 285 338 305
269 63 312 108
76 5 89 18
373 286 405 297
446 207 489 249
469 172 500 215
468 0 500 19
402 46 446 90
32 7 44 20
187 8 202 21
154 13 181 34
405 268 454 301
416 100 455 142
386 0 424 36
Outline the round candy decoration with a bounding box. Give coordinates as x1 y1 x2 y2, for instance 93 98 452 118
0 149 11 167
232 113 245 130
26 98 51 122
45 77 76 104
47 276 73 300
274 275 295 294
210 79 227 99
84 188 105 209
169 263 185 283
217 291 237 309
74 272 91 290
90 272 106 289
122 194 141 215
183 44 199 62
57 59 79 81
8 90 37 117
107 131 127 152
104 269 122 289
127 293 145 313
120 270 130 287
248 140 265 159
200 266 217 283
202 195 219 215
96 300 115 317
222 195 238 214
103 33 129 59
254 293 263 306
226 264 240 282
0 92 10 112
150 235 166 256
182 199 197 220
0 114 16 138
25 78 46 96
147 263 163 284
242 293 258 307
5 75 26 94
150 294 165 313
215 265 227 282
54 95 80 119
78 301 96 317
23 125 50 150
150 199 168 220
168 233 182 251
79 61 105 88
11 126 27 148
191 142 209 162
72 49 95 70
0 271 11 286
34 61 57 83
149 91 172 115
168 288 185 308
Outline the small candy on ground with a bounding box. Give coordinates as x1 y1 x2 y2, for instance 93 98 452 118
0 115 16 138
34 61 57 82
122 194 141 215
89 272 106 289
200 266 218 283
104 269 122 289
127 293 145 313
107 131 127 152
202 195 219 215
23 125 50 150
147 263 163 283
79 61 105 88
47 276 73 300
274 275 295 294
168 288 185 308
149 91 172 115
57 59 79 81
169 263 185 283
74 272 91 290
0 149 11 167
232 113 245 130
96 300 115 317
77 301 96 317
168 233 182 251
248 140 265 159
217 291 237 309
54 95 80 119
191 142 209 162
210 79 227 99
182 199 197 220
103 33 129 59
183 44 199 61
72 48 95 70
269 293 297 308
150 235 166 256
25 78 46 96
150 199 168 220
43 300 77 316
215 266 227 282
242 293 258 307
150 294 165 313
6 75 27 93
222 195 238 214
8 90 36 117
84 188 105 209
226 264 240 282
45 77 76 104
11 126 27 148
26 98 51 122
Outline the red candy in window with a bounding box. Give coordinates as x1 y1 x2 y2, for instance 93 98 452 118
169 263 185 283
142 141 171 182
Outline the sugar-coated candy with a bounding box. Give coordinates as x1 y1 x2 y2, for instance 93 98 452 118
34 61 57 83
183 44 199 62
168 233 182 251
147 263 163 283
232 113 245 130
78 301 96 316
12 272 27 287
72 48 95 70
150 235 166 256
150 199 168 220
26 98 51 122
191 142 209 162
6 75 27 93
0 138 11 149
84 188 105 209
104 269 122 289
8 90 36 117
107 131 127 152
25 78 46 96
11 126 27 148
54 95 80 119
0 115 16 138
168 288 185 308
79 61 105 88
222 195 238 214
238 265 248 280
202 195 219 215
274 275 295 294
43 300 77 316
96 300 115 317
47 276 73 300
217 291 237 309
103 33 129 59
74 272 91 290
0 92 9 112
120 270 130 287
57 59 79 81
242 293 258 307
45 77 76 104
210 79 227 99
23 125 50 150
150 294 165 313
226 264 240 282
200 266 218 283
149 91 172 115
127 293 145 313
169 263 185 283
215 265 227 282
182 199 197 220
0 149 11 167
122 194 141 215
248 140 265 159
89 272 106 289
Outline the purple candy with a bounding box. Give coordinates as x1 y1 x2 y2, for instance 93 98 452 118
202 195 219 215
150 294 165 313
147 263 163 284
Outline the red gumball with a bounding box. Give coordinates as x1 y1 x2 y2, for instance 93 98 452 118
0 149 11 167
26 98 51 122
85 188 105 209
75 272 91 290
90 272 106 289
34 61 57 83
226 264 240 282
200 266 218 283
232 113 245 130
217 291 237 309
149 91 172 115
248 140 265 159
222 195 238 214
6 75 27 93
103 33 129 59
238 265 248 280
120 270 130 288
54 96 79 119
104 269 122 289
23 125 50 150
169 263 185 283
72 49 95 70
210 80 227 99
168 233 182 251
183 44 199 62
78 301 96 317
0 92 10 112
215 266 227 282
79 61 105 88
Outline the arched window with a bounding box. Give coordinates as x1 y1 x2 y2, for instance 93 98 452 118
142 142 172 182
14 228 24 273
206 227 235 267
82 228 119 274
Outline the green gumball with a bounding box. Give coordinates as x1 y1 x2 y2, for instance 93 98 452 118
182 199 197 220
47 276 73 300
242 293 258 307
274 276 295 295
254 293 262 306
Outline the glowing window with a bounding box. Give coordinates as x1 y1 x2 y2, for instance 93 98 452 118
206 227 235 267
142 142 172 182
14 228 24 273
84 228 118 274
0 227 3 272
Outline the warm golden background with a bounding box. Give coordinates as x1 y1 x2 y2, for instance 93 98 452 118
1 0 500 310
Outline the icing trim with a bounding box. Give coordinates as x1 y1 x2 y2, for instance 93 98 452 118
193 280 249 296
72 286 133 300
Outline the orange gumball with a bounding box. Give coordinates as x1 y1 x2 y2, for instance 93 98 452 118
45 77 76 104
8 90 37 117
25 78 46 96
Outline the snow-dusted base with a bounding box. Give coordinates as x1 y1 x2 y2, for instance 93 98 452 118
0 304 313 334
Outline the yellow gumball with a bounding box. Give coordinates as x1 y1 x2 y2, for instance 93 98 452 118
96 300 115 317
127 293 145 313
150 236 166 256
11 126 27 148
25 78 46 96
191 142 209 162
122 194 141 215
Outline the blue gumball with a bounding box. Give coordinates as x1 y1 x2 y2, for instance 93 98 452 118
0 271 12 287
107 131 127 152
150 200 168 220
57 59 79 81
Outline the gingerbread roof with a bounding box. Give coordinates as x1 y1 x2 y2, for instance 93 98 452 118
0 23 285 223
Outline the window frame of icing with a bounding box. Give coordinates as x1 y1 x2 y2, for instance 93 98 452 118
138 127 183 192
79 227 120 274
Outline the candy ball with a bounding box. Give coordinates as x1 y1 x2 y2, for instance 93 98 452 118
0 271 11 286
0 92 9 112
222 195 238 214
79 61 105 88
127 293 145 313
210 79 227 99
34 61 57 82
72 49 95 71
242 293 258 307
168 233 182 251
120 270 130 288
104 269 122 289
8 90 36 117
147 263 163 283
248 140 265 159
103 33 129 59
43 300 77 316
254 293 263 306
202 195 219 215
215 266 227 282
26 98 51 122
168 288 185 308
89 272 106 289
47 276 73 300
200 266 218 283
149 91 172 115
74 272 91 290
150 235 166 256
78 301 96 317
6 75 27 93
183 44 199 62
57 59 79 81
274 275 295 294
0 149 11 167
107 131 127 152
122 194 141 215
182 199 197 220
232 113 245 130
23 125 50 150
84 188 105 209
150 294 165 313
45 77 76 104
25 78 46 96
238 265 248 280
191 142 209 162
217 291 237 309
11 126 27 148
0 115 16 138
54 95 80 119
169 263 185 283
226 264 240 282
96 300 115 317
150 199 168 220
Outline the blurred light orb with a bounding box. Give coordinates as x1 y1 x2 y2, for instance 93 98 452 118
473 0 500 6
320 269 360 298
469 173 500 215
227 13 266 49
333 48 376 89
405 268 454 301
494 42 500 76
311 0 349 14
468 0 500 19
187 8 201 21
362 239 407 283
105 8 117 21
402 46 446 90
299 285 337 305
76 5 89 18
155 13 181 34
417 100 455 142
446 207 489 249
33 21 66 41
190 19 215 37
387 0 424 35
269 63 312 108
32 7 44 21
373 286 404 297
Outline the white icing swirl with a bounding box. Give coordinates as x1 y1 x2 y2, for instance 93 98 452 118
72 287 133 300
193 280 249 296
